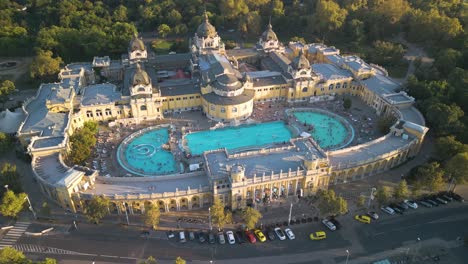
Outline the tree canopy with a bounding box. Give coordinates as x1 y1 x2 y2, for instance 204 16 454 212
210 197 232 231
316 189 348 216
143 203 161 230
240 207 262 230
0 247 56 264
84 196 110 224
0 190 26 218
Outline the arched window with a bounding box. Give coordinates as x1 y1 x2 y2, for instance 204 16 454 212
220 107 226 113
86 111 93 118
105 108 112 116
210 105 215 111
301 71 307 75
336 83 341 89
140 105 147 111
138 87 145 92
343 82 348 89
329 84 334 90
232 107 237 113
96 109 102 117
302 87 308 92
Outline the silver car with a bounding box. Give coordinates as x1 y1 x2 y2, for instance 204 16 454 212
381 206 395 215
322 219 337 231
404 199 418 209
274 227 286 240
226 231 236 245
284 228 295 240
217 232 226 244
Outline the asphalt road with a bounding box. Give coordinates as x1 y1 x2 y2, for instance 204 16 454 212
18 202 468 264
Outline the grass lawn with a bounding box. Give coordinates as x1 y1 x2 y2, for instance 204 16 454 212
151 39 174 55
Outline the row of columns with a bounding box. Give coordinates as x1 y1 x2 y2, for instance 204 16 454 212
110 195 210 215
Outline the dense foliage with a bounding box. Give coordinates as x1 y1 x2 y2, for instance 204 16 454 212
0 163 23 197
68 121 98 165
0 190 26 218
0 247 56 264
84 195 110 224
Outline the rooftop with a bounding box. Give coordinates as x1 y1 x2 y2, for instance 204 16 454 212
81 83 121 106
31 136 65 149
247 71 288 87
360 74 400 96
202 89 254 105
312 63 353 81
33 153 82 186
383 93 414 105
205 139 325 179
159 79 199 96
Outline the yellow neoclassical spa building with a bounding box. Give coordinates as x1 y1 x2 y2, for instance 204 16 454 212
5 12 428 214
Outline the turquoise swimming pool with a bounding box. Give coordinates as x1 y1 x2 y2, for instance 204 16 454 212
293 111 349 149
185 121 292 155
119 128 177 176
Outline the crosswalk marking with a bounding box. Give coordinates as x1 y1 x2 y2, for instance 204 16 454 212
13 244 81 255
0 221 31 249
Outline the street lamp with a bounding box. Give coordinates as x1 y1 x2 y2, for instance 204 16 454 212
367 187 376 208
345 249 350 264
24 195 37 219
288 202 293 226
123 203 130 225
208 207 212 231
4 185 8 192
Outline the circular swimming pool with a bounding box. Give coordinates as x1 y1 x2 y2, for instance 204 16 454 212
117 127 178 176
292 109 354 150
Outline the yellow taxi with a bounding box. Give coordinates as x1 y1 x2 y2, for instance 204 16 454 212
309 231 327 240
254 229 267 242
355 214 371 224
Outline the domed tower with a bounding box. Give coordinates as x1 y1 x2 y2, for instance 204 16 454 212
192 11 223 54
289 49 312 79
128 32 147 63
257 21 282 53
130 63 152 96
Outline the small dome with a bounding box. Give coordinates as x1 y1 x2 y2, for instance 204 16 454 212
132 63 150 86
129 33 146 52
291 50 310 70
197 11 217 38
261 23 278 42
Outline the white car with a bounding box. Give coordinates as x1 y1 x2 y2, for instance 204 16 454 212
274 227 286 241
321 219 337 231
381 206 395 215
226 231 236 245
284 228 295 240
404 200 418 209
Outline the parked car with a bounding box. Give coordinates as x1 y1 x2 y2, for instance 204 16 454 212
274 227 286 240
198 232 206 243
398 202 409 210
284 228 295 240
389 204 404 214
266 228 276 241
322 219 337 231
417 200 433 208
449 192 464 202
390 203 406 212
166 230 175 239
245 230 257 243
226 231 236 245
381 206 395 215
438 193 453 202
310 231 326 240
179 231 187 243
217 232 226 244
235 231 245 244
189 231 195 241
367 211 379 220
433 196 448 205
328 217 342 229
404 200 418 209
208 233 216 244
355 214 371 224
254 229 267 242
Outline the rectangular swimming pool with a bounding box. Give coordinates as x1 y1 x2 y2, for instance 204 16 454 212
184 121 292 155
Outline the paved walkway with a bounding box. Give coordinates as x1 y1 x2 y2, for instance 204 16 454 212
0 221 30 249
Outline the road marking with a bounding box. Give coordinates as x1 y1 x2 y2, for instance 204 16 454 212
100 255 118 258
0 221 31 249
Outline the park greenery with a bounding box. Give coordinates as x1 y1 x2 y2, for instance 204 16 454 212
0 190 26 218
143 203 161 230
0 247 56 264
138 256 186 264
210 197 232 231
84 195 110 224
240 207 262 230
67 121 98 165
0 132 12 154
0 162 23 198
0 80 15 108
316 189 348 216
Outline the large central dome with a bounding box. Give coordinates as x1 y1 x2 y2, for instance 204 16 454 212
132 63 150 86
197 11 217 38
129 33 145 51
261 23 278 41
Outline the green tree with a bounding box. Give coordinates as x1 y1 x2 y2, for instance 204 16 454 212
290 36 306 44
445 152 468 185
113 5 128 22
426 103 464 136
0 80 15 108
68 122 98 165
310 0 348 40
377 115 396 134
375 186 391 206
317 190 348 216
157 24 171 38
210 197 231 230
343 97 352 110
84 196 110 224
369 41 405 66
0 246 29 264
435 136 468 161
393 180 409 200
434 48 462 77
30 49 63 79
357 195 366 208
409 162 446 192
0 190 26 218
219 0 249 20
37 258 57 264
143 203 161 230
174 257 186 264
346 19 365 44
240 207 262 230
238 11 261 37
0 133 11 153
0 163 22 195
139 256 157 264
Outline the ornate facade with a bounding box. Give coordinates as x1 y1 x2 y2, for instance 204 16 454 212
11 14 428 215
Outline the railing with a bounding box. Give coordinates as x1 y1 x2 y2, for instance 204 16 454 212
96 171 205 183
81 186 212 200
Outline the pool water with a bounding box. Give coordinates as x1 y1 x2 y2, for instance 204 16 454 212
185 121 292 155
122 128 177 175
293 112 348 149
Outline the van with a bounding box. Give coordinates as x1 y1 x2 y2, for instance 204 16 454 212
179 231 186 243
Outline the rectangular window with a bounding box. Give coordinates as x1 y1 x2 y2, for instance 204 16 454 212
176 98 181 101
196 96 200 98
189 96 194 99
169 98 174 101
183 97 187 100
163 99 167 102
